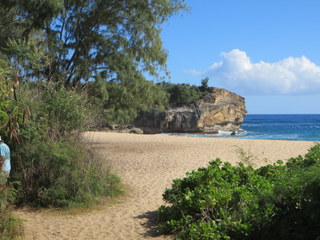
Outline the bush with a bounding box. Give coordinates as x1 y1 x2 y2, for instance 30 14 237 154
12 139 122 207
87 74 168 127
158 159 275 239
0 181 23 240
0 207 23 240
254 144 320 240
158 144 320 240
8 83 123 208
158 82 208 107
163 83 204 106
42 86 89 139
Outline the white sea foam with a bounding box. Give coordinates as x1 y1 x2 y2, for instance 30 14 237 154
157 130 248 138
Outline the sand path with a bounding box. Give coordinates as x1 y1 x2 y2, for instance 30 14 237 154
16 132 315 240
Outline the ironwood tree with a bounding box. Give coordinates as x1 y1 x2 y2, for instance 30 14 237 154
0 0 187 125
1 0 186 85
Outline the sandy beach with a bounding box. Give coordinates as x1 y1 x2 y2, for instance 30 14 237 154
16 132 316 240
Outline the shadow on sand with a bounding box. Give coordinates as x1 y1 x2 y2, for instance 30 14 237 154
134 210 167 238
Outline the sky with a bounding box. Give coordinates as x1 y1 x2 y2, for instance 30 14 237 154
160 0 320 114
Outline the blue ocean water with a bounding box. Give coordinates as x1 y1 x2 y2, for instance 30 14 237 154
237 114 320 141
159 114 320 141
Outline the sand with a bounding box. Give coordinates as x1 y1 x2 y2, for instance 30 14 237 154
15 132 316 240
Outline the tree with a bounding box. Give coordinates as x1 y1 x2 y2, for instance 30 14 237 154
0 0 62 50
88 72 168 126
0 1 187 126
2 0 187 87
0 3 19 50
0 58 26 142
199 77 209 92
160 82 203 106
0 59 12 128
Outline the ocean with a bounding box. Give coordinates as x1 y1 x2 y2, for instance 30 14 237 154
207 114 320 141
161 114 320 141
237 114 320 141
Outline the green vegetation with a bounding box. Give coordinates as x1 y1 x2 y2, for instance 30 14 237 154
0 1 187 236
6 84 123 208
158 144 320 240
86 78 212 127
13 139 122 207
0 180 24 240
0 0 186 86
0 57 23 240
87 74 168 126
0 2 318 239
0 0 188 128
159 79 210 107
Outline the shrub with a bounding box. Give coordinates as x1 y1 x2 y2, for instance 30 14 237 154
161 83 204 106
8 83 123 208
254 144 320 240
158 159 275 239
199 77 210 93
0 181 23 240
12 139 122 207
42 85 91 139
158 144 320 240
87 74 168 127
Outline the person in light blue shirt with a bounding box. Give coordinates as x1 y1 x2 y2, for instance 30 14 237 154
0 136 10 185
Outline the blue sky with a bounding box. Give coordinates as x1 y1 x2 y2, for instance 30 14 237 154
160 0 320 114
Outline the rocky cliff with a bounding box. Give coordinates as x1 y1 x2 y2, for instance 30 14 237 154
134 87 247 133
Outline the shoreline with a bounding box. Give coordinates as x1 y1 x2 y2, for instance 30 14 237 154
101 127 320 142
17 132 315 240
155 132 319 142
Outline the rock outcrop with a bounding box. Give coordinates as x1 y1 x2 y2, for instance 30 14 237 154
135 87 247 133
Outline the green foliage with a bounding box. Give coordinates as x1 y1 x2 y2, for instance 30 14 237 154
0 59 12 129
7 83 123 208
0 33 53 142
0 206 23 240
0 29 124 209
12 140 122 207
0 0 187 210
1 0 187 86
0 181 24 240
158 159 274 239
0 0 188 211
158 144 320 240
42 86 89 139
104 79 168 125
87 75 168 126
0 2 25 51
87 74 109 109
160 82 205 106
6 31 52 81
0 57 30 143
0 0 187 128
0 49 24 240
199 77 210 93
9 83 90 142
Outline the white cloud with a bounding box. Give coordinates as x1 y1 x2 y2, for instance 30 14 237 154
199 49 320 95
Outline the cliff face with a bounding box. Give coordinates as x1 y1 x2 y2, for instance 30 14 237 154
135 87 247 133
